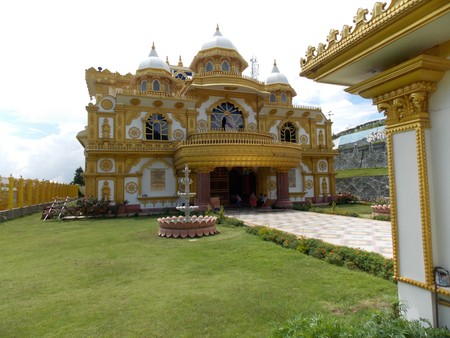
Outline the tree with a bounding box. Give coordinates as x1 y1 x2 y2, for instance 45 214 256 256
71 166 85 186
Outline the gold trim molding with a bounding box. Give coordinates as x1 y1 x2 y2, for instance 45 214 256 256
376 81 436 128
300 0 450 76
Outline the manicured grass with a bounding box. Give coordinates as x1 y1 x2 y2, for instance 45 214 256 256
336 167 388 178
0 214 397 337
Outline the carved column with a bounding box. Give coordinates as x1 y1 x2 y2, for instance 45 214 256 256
274 170 293 209
375 81 436 287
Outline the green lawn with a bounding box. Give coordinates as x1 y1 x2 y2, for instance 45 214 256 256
336 167 388 178
0 214 397 337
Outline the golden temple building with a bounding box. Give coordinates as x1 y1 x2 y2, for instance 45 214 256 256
301 0 450 328
77 26 337 211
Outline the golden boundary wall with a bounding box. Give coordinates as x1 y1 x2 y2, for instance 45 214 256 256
0 175 78 221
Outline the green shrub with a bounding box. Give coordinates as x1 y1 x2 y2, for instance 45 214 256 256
309 207 360 218
332 193 357 205
221 217 245 227
272 310 450 337
205 205 226 224
245 226 394 281
293 203 310 211
373 215 391 221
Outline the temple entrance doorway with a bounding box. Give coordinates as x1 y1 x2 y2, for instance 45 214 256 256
210 167 257 207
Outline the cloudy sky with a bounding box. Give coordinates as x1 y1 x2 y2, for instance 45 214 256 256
0 0 382 183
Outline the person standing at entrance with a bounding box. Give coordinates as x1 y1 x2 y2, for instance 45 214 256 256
249 192 257 209
235 194 242 207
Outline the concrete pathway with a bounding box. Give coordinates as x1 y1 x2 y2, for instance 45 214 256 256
227 209 393 258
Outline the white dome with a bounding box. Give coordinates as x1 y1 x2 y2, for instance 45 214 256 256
266 60 289 85
138 43 171 72
201 25 237 51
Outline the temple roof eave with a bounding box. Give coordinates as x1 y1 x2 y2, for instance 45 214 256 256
300 0 450 86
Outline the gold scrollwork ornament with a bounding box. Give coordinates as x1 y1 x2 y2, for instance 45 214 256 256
125 182 138 194
128 127 141 139
100 159 113 172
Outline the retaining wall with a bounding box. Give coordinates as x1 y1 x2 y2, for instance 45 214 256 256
336 175 389 202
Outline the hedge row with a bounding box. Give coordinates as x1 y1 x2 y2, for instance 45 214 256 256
245 225 394 281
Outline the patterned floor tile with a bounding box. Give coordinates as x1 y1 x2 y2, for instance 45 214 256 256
229 209 393 258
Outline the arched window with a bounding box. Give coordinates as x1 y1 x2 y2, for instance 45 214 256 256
211 102 244 131
145 114 168 140
205 61 213 72
140 80 147 91
153 80 161 91
270 93 276 103
281 93 287 103
175 73 186 80
281 121 297 143
221 61 230 72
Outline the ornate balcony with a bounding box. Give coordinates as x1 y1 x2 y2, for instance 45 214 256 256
174 131 302 171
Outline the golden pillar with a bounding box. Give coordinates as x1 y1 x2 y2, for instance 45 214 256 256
7 176 14 210
33 179 39 205
256 167 269 197
17 176 24 208
26 179 32 207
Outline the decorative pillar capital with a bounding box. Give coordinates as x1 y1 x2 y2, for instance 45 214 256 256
374 81 436 129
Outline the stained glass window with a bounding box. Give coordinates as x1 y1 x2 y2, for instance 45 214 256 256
221 61 230 72
145 114 168 140
141 80 147 91
281 121 296 143
211 102 244 131
205 62 213 72
153 80 161 91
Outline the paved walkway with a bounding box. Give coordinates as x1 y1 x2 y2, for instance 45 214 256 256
227 209 393 258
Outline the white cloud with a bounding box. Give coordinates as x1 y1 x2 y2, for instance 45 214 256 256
0 0 380 182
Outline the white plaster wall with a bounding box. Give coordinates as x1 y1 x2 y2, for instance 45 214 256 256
320 177 329 194
97 158 115 173
197 96 221 122
98 96 116 113
428 70 450 271
97 179 114 200
98 117 113 138
124 177 139 205
398 281 434 324
316 128 325 145
166 113 182 136
268 175 276 200
299 126 309 145
317 160 328 173
269 124 279 136
304 175 314 198
437 303 450 328
288 168 303 193
233 98 256 125
125 112 146 140
393 131 425 282
140 159 176 197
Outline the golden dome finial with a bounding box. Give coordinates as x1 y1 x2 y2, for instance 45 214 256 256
152 42 155 50
216 24 220 32
166 56 169 65
273 59 277 67
178 55 183 67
